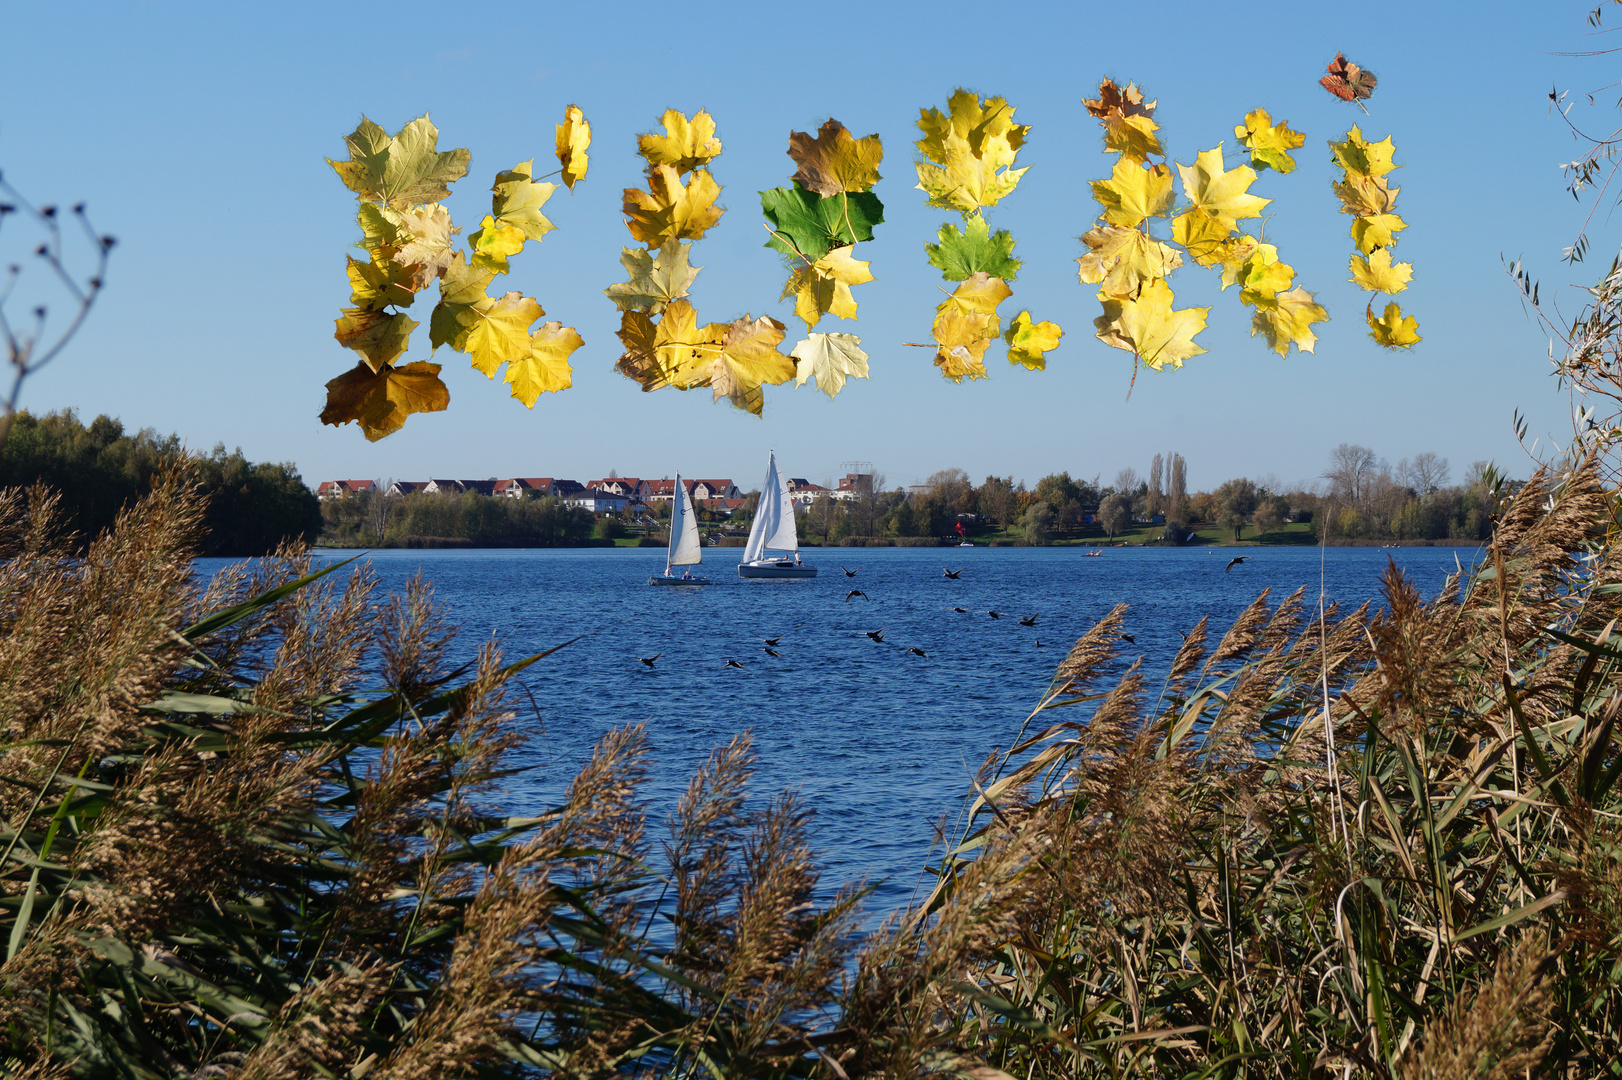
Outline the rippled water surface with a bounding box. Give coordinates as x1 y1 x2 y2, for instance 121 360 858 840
202 544 1479 918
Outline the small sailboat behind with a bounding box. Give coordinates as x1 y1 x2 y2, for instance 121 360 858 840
738 451 816 579
649 474 709 586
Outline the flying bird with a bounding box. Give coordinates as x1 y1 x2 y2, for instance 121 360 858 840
841 565 859 577
1225 556 1248 573
905 647 926 657
638 653 661 667
1120 633 1136 644
723 659 745 668
1018 614 1038 627
761 647 782 658
846 589 868 602
865 628 887 643
943 567 964 579
762 637 782 647
987 610 1004 620
950 607 968 613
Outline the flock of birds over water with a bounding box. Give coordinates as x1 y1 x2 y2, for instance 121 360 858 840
634 556 1254 670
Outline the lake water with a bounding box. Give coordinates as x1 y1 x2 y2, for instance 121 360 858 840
202 544 1479 919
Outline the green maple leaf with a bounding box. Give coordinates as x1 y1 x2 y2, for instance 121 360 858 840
604 239 701 315
329 115 471 209
759 184 883 262
925 214 1020 282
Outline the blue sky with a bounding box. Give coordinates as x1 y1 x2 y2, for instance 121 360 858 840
0 1 1610 494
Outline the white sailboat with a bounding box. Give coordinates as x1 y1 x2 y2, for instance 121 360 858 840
649 474 709 586
738 452 816 579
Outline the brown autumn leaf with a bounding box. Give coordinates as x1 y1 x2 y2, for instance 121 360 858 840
320 360 449 441
1320 53 1377 103
786 119 883 196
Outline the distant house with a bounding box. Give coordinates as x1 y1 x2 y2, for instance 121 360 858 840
551 479 585 499
833 473 873 502
786 478 829 506
691 479 739 501
316 480 375 500
462 480 498 497
644 479 679 503
385 481 426 497
423 479 464 496
565 488 630 514
590 477 649 500
701 498 747 517
496 478 553 498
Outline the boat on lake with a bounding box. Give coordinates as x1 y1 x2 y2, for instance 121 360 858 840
738 452 816 579
649 473 709 586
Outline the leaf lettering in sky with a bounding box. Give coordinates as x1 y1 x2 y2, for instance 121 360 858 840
1077 225 1181 298
760 185 883 261
782 245 874 329
1094 278 1208 371
914 89 1029 213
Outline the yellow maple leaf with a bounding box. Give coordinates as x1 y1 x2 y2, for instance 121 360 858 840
916 89 1028 162
638 109 722 173
790 332 870 399
788 119 882 196
1177 146 1270 229
707 315 795 414
320 360 449 441
781 245 874 330
1249 288 1328 356
914 130 1026 213
388 204 460 292
328 115 470 210
468 215 527 272
931 308 994 383
1170 208 1235 268
1214 236 1273 288
1229 247 1296 303
1334 174 1399 216
623 165 724 246
555 104 590 191
490 161 556 242
1234 108 1305 174
346 255 419 310
1004 311 1062 370
443 289 544 376
1349 248 1413 294
1368 301 1421 348
1091 158 1174 228
1082 78 1162 161
614 299 721 391
334 308 418 372
935 273 1012 338
1330 126 1397 178
1351 212 1407 254
1077 225 1182 298
505 322 583 406
1094 278 1208 370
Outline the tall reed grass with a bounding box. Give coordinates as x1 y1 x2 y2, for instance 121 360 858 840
1 456 1618 1078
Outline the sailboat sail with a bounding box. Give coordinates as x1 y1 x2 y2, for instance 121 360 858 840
669 475 702 568
742 452 797 562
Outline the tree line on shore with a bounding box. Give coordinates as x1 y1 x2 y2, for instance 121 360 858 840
315 443 1507 549
0 410 321 555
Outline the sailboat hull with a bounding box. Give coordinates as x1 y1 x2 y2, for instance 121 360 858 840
737 560 817 579
649 573 709 586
